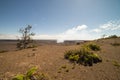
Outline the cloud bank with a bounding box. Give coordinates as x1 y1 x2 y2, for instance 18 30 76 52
0 20 120 42
0 34 18 39
92 20 120 33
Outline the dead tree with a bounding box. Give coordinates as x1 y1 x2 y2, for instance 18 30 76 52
17 25 35 49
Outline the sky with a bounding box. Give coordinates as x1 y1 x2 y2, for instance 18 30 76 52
0 0 120 42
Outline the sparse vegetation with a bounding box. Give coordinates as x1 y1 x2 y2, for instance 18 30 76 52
83 43 101 51
76 42 80 45
61 65 67 69
112 61 120 68
64 50 80 62
0 50 8 53
12 67 49 80
0 35 120 80
108 35 118 38
100 34 119 40
64 43 102 66
17 25 35 50
58 65 70 73
111 43 120 46
88 43 101 51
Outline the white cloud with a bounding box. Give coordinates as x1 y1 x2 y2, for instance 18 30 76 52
64 25 87 34
92 20 120 33
58 20 120 42
100 20 120 31
92 29 101 33
56 25 94 42
75 25 87 30
33 34 58 40
0 20 120 43
100 23 111 29
0 34 18 39
0 24 108 43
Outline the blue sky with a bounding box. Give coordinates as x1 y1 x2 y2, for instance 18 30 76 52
0 0 120 42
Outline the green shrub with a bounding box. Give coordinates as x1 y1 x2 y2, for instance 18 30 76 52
64 50 74 59
64 49 82 62
36 73 49 80
26 67 37 78
12 74 24 80
64 48 102 66
89 53 102 63
112 61 120 68
111 43 120 46
12 67 49 80
69 54 79 62
87 43 101 51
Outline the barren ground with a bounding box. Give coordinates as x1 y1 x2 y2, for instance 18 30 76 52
0 38 120 80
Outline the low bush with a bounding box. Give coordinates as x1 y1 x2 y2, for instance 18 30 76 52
12 67 49 80
112 61 120 68
111 43 120 46
76 42 80 45
64 50 80 61
64 48 102 66
86 43 101 51
108 35 118 38
61 65 67 69
0 50 8 53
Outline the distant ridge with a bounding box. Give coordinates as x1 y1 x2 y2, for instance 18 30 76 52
0 39 90 45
